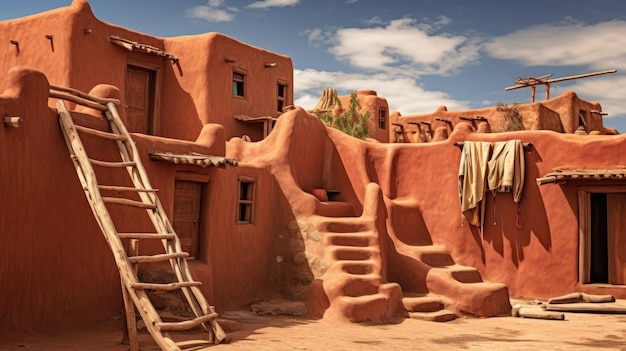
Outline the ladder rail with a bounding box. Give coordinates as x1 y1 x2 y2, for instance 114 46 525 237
57 100 175 351
104 105 217 324
55 88 227 347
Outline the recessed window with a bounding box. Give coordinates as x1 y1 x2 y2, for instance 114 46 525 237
237 176 255 224
378 108 387 129
277 82 287 113
233 72 245 97
579 110 587 127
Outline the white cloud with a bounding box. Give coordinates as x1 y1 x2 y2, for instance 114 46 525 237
302 27 334 48
484 19 626 71
483 17 626 128
246 0 300 9
325 17 482 77
294 68 470 115
186 0 238 22
567 75 626 122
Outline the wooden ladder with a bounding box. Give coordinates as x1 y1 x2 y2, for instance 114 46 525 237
51 85 227 351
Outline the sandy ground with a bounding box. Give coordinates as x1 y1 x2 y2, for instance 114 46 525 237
3 300 626 351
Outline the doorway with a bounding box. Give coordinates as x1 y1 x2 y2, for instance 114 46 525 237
579 188 626 285
173 180 203 259
125 64 156 134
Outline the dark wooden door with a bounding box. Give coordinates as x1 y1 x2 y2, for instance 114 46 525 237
607 193 626 285
125 65 155 134
173 180 202 258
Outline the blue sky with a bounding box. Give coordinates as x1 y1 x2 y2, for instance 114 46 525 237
3 0 626 132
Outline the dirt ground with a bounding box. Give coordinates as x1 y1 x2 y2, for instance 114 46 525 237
3 299 626 351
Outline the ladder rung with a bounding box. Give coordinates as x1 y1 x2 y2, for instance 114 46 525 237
102 197 156 209
156 312 219 332
98 185 158 193
74 125 128 141
89 158 136 168
117 233 175 240
130 281 202 291
128 252 189 264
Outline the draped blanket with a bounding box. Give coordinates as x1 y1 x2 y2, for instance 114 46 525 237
458 141 492 226
458 140 525 227
487 140 525 202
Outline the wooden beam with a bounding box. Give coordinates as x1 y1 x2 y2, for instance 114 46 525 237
505 69 617 91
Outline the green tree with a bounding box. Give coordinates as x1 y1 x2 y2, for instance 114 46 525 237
314 91 370 139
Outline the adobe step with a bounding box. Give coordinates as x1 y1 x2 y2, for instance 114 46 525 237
402 294 446 313
324 232 377 247
329 246 377 261
411 244 455 267
330 282 403 323
430 264 483 284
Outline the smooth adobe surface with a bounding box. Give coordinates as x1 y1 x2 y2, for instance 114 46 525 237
2 300 626 350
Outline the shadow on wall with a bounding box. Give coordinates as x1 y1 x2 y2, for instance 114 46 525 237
482 145 551 268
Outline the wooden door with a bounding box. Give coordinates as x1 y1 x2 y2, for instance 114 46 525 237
173 180 202 258
607 193 626 285
125 65 155 134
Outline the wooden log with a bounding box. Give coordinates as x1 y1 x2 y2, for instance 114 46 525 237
98 185 158 193
50 85 121 105
49 90 108 111
75 124 127 141
548 292 583 304
3 116 23 128
545 302 626 314
102 197 156 209
581 293 615 303
548 292 616 304
536 176 557 185
156 313 219 332
128 252 189 264
121 284 139 351
117 233 176 240
130 281 203 291
518 306 565 320
89 158 136 168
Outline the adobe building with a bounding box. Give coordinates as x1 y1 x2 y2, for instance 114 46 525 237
0 0 293 142
1 0 626 344
389 90 618 143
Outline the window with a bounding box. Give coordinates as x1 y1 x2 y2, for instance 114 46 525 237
378 108 387 129
233 72 245 97
237 176 255 224
578 110 587 128
277 82 287 113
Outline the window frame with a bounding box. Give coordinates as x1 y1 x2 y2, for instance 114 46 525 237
277 81 288 113
232 70 246 98
236 176 256 224
378 108 387 129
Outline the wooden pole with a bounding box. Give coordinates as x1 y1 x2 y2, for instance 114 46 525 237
3 116 23 128
505 69 617 91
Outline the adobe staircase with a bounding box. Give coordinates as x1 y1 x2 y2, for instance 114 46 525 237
308 183 510 322
308 183 403 322
51 85 226 351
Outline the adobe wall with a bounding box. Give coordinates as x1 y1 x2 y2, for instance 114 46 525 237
0 68 122 332
0 67 289 331
390 91 615 142
337 90 390 143
162 33 293 142
327 120 626 300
